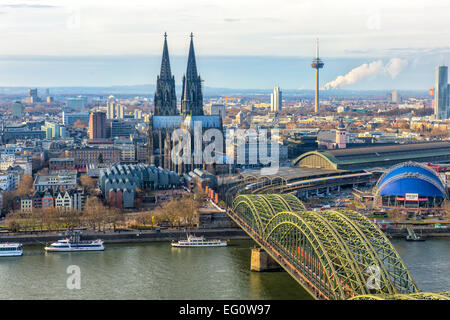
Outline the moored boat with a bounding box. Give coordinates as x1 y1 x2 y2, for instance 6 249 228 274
171 234 227 247
0 243 23 257
45 230 105 252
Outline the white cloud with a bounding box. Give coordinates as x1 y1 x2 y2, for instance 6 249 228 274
0 0 449 57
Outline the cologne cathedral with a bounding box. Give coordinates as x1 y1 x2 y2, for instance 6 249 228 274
147 33 223 175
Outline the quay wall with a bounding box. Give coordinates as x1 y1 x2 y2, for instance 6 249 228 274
0 228 250 246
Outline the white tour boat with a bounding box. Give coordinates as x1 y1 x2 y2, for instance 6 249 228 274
171 234 227 247
45 230 105 252
0 243 23 257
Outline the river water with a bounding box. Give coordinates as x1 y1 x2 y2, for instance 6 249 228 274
0 239 448 299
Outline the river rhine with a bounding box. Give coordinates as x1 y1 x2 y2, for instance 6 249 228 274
0 238 448 299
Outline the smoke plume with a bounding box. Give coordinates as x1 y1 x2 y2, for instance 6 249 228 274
324 58 408 89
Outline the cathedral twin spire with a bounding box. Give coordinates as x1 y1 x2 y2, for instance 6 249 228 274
154 32 177 116
154 33 203 117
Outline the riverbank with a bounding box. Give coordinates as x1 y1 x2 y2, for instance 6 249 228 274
383 226 450 238
0 228 250 245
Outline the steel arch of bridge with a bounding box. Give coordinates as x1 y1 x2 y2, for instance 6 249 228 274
349 292 450 300
231 194 418 300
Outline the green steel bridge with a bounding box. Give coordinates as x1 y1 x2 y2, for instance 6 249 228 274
227 193 448 300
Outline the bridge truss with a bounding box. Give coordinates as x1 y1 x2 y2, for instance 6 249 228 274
230 194 418 300
350 292 450 300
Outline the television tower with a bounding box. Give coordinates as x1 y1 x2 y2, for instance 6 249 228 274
311 38 324 114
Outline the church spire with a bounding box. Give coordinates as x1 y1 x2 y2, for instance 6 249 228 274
181 33 203 116
154 32 177 116
186 32 198 79
160 32 172 80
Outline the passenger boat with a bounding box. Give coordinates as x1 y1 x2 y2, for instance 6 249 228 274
171 234 227 247
0 243 23 257
45 230 105 252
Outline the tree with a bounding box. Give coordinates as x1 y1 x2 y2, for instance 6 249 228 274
105 207 123 231
136 211 153 226
15 174 34 198
73 120 87 129
83 196 106 231
80 175 96 192
2 191 18 211
7 220 20 232
97 153 104 164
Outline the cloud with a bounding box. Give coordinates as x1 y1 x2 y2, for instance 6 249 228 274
324 58 408 89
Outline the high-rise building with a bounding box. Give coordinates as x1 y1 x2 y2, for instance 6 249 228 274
66 96 87 110
62 112 90 126
106 100 125 119
181 33 203 116
11 101 25 117
28 88 38 99
107 100 115 119
117 104 124 119
134 109 143 119
41 122 66 139
270 86 282 112
391 91 400 103
434 65 449 120
154 33 177 116
108 120 135 138
89 111 107 139
25 88 39 103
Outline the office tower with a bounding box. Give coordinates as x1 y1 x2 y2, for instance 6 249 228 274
106 100 124 119
391 91 400 103
62 112 90 126
27 88 39 103
311 39 324 114
41 122 66 139
270 86 282 112
107 100 115 119
28 88 38 99
89 111 106 139
11 102 25 117
134 109 143 119
116 104 124 119
181 33 203 116
109 120 136 138
66 96 87 110
434 65 449 120
154 33 177 116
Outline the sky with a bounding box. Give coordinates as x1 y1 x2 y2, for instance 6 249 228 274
0 0 450 90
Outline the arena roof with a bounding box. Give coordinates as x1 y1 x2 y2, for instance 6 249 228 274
294 142 450 171
375 162 447 198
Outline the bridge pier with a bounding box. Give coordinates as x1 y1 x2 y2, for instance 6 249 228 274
250 247 281 272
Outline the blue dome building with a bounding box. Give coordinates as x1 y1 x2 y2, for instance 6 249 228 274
375 162 447 208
